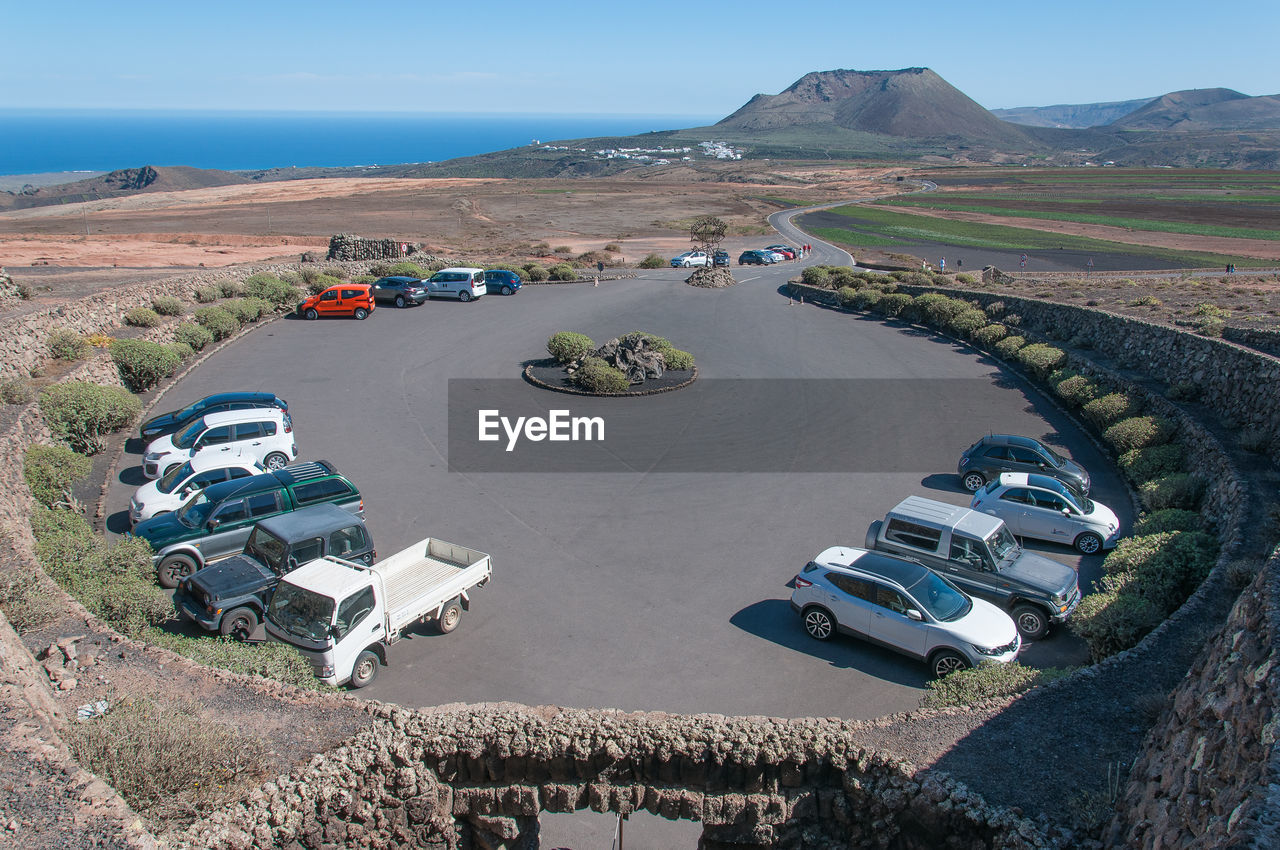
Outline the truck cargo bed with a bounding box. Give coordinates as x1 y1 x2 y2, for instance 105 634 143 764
373 538 491 634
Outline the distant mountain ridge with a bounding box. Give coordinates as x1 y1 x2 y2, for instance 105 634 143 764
1111 88 1280 131
0 165 248 210
992 98 1154 129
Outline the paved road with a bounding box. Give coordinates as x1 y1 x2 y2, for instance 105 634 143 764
107 257 1126 718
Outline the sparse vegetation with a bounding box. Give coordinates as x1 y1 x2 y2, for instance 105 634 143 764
151 295 186 316
637 254 666 269
24 444 92 509
47 329 90 361
110 338 181 392
38 382 141 454
922 662 1070 709
124 307 161 328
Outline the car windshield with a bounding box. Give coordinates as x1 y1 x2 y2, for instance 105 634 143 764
245 526 288 574
267 583 335 642
1042 444 1066 466
176 491 214 527
986 526 1020 567
1029 474 1092 513
175 400 204 421
173 419 204 449
907 570 972 622
157 461 195 494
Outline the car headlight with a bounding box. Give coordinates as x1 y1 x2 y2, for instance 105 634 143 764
319 665 335 678
973 643 1005 657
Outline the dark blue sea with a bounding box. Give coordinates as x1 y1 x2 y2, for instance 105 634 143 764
0 110 720 176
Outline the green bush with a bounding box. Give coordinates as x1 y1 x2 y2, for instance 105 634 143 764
173 322 215 352
1 378 35 405
47 329 90 361
850 289 884 311
123 307 161 328
110 339 180 393
150 295 185 316
323 266 350 280
911 293 966 326
305 273 344 296
571 357 630 393
994 335 1026 359
874 293 915 317
1070 590 1163 662
221 298 268 323
1138 473 1205 511
1102 530 1218 615
523 263 551 281
39 382 141 454
167 342 195 362
216 279 244 298
547 263 578 282
193 285 222 303
1133 509 1203 536
1083 392 1140 429
1014 343 1066 378
241 273 299 307
834 286 860 309
984 300 1005 317
636 254 665 269
24 444 91 508
661 348 694 370
948 308 988 338
1119 444 1184 484
385 261 427 278
921 662 1070 709
801 266 831 288
971 323 1008 349
955 273 976 285
193 306 241 341
1104 415 1176 453
547 332 595 363
826 268 862 289
144 631 323 688
1055 374 1098 407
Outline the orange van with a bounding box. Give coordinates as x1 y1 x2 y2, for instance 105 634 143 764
296 283 376 320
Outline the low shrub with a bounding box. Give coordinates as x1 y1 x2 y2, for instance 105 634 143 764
193 306 241 341
912 293 966 326
947 308 988 338
1070 590 1163 662
553 245 572 254
523 263 551 281
167 341 195 362
604 243 622 253
1133 509 1203 536
385 261 428 278
1130 295 1162 307
1083 392 1140 429
827 267 863 289
143 631 323 689
1104 415 1176 453
1102 530 1218 614
216 279 244 298
1138 473 1205 511
241 273 299 307
984 300 1005 317
173 322 215 352
1 378 35 405
835 286 860 309
110 338 180 393
661 348 694 371
221 298 267 323
193 285 222 303
305 274 344 296
24 444 92 508
39 382 141 454
1055 374 1098 407
1119 444 1184 483
123 307 161 328
547 332 595 363
1194 317 1225 337
323 266 349 279
971 323 1008 349
1014 343 1066 378
801 266 831 288
874 292 915 318
150 295 185 316
47 329 90 361
547 263 578 282
571 357 630 393
955 273 976 285
850 289 884 311
0 571 60 633
921 662 1070 709
994 335 1026 359
1166 381 1201 402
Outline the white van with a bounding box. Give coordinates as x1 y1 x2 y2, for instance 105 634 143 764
142 408 297 479
424 267 486 302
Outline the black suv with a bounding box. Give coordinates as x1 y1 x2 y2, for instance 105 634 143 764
370 276 428 308
713 251 731 267
139 392 287 440
957 434 1090 496
175 503 375 640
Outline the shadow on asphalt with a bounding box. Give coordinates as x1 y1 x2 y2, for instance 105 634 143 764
918 473 963 494
730 599 927 687
117 465 147 487
124 436 147 456
105 510 133 536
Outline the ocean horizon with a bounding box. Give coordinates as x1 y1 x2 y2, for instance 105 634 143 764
0 109 721 177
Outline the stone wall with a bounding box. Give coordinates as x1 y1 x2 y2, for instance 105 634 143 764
180 703 1050 850
326 234 426 262
1222 324 1280 359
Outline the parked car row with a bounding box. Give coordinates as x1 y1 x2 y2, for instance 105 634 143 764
298 268 524 320
790 433 1119 678
670 246 802 267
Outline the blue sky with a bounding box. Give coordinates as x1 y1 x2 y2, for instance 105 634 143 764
5 0 1277 115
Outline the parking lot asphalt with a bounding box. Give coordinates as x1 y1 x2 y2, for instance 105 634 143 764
106 258 1128 719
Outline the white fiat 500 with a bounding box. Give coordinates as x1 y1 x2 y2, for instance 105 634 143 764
970 472 1120 554
130 450 263 526
790 546 1020 678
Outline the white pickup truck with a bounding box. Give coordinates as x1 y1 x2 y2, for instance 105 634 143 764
263 537 492 688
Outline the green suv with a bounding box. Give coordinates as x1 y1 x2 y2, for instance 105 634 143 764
130 460 364 588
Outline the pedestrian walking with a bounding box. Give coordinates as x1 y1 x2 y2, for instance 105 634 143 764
593 276 599 288
940 257 946 273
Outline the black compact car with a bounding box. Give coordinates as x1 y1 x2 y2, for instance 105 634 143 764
713 251 731 267
738 250 776 266
370 276 428 308
139 392 288 440
957 434 1091 496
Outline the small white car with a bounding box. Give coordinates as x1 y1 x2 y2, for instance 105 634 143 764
970 472 1120 554
143 408 297 480
790 546 1020 678
129 450 264 526
670 251 709 268
423 267 486 302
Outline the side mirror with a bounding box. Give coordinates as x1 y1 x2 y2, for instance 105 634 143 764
329 625 342 640
906 609 924 622
1062 508 1071 517
207 517 221 530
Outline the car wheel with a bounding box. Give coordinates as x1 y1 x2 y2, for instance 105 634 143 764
437 599 463 634
458 290 472 302
802 606 835 641
1012 604 1049 640
930 650 970 679
962 471 987 492
157 554 198 589
263 452 289 470
304 308 319 320
395 295 406 308
220 607 259 641
350 650 380 688
501 285 513 296
1075 532 1103 554
354 307 369 320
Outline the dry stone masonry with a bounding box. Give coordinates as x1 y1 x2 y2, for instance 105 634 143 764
325 234 427 262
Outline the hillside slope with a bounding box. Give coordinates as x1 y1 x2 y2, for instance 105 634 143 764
993 98 1153 128
0 165 250 210
1112 88 1280 131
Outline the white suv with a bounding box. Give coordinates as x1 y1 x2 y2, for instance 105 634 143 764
790 546 1020 678
129 450 264 526
424 267 486 301
142 408 297 480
